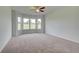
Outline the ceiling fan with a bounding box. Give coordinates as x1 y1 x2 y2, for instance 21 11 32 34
31 6 45 13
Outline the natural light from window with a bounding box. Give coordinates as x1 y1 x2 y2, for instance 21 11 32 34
17 17 42 30
23 18 29 30
17 17 21 30
37 19 41 29
30 19 36 29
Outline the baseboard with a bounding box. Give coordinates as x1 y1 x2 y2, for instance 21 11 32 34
47 33 79 44
0 38 11 52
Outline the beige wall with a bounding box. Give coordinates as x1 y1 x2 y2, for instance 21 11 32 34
0 7 11 51
46 7 79 43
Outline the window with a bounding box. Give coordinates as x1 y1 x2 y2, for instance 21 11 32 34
37 19 41 29
23 18 29 30
17 17 21 30
30 19 36 29
17 17 42 30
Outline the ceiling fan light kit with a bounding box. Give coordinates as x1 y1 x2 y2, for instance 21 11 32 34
36 9 40 12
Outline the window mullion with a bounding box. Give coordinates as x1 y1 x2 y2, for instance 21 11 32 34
36 18 37 30
29 18 30 30
21 17 23 30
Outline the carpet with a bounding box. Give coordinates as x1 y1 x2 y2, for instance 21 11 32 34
1 33 79 53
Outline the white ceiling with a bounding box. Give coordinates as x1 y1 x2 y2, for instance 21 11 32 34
11 6 64 15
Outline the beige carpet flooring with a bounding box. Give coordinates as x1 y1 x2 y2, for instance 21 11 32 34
1 33 79 53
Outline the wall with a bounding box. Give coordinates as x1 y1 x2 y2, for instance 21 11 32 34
0 7 11 51
46 7 79 43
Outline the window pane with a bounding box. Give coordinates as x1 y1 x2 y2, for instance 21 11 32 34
17 23 21 30
23 24 29 29
30 19 36 29
23 18 29 23
23 18 29 29
17 17 21 30
37 19 41 29
17 17 21 23
38 19 41 23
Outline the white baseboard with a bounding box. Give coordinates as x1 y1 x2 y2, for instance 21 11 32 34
47 33 79 44
0 38 11 52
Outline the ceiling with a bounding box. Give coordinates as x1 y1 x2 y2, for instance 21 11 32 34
11 6 64 15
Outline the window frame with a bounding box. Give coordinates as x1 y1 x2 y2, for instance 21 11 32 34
17 17 42 30
23 18 30 30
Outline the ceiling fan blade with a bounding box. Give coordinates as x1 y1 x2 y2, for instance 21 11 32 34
40 7 45 9
40 9 44 12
